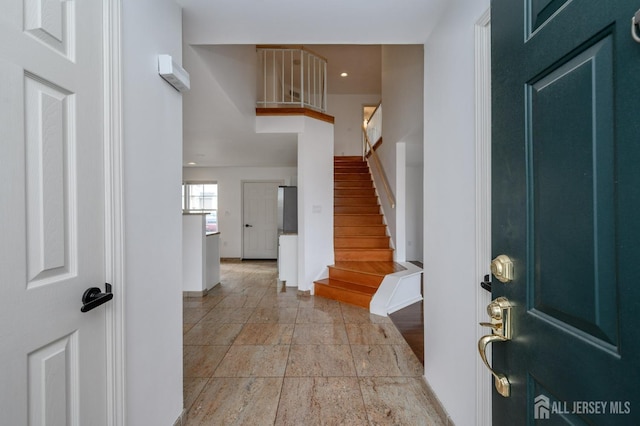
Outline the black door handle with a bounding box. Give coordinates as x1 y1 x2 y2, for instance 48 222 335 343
245 224 253 227
81 283 113 312
480 274 492 292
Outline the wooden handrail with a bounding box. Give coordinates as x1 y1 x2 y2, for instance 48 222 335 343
362 124 395 209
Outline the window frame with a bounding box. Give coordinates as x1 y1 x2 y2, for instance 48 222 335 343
182 181 218 232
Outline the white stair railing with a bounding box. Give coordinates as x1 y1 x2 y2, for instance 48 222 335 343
256 46 327 112
363 103 395 209
364 103 382 153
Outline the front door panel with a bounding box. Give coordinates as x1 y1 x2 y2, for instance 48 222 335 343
492 0 640 423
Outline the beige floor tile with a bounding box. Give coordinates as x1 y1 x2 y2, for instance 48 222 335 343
183 378 208 412
340 302 392 324
183 307 212 324
183 345 229 378
291 323 349 345
285 344 356 377
227 285 270 297
213 345 290 377
298 295 342 309
205 284 238 297
216 294 263 308
234 323 294 345
351 344 423 377
346 323 406 345
200 307 255 323
275 377 368 426
183 323 244 346
187 377 282 426
247 307 298 323
359 377 446 426
183 295 224 309
258 294 301 308
296 305 344 324
183 323 195 335
182 261 436 425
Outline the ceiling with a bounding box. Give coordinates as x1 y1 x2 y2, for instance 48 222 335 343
178 0 446 169
177 0 447 45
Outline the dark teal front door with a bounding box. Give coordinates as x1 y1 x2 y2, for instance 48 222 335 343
491 0 640 424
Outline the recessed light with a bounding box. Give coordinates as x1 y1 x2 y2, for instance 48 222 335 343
340 72 348 77
187 162 197 166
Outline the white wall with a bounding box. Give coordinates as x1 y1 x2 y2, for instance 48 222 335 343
380 45 424 259
422 0 490 425
182 214 205 292
297 118 335 291
183 166 297 258
406 163 423 261
122 0 184 424
327 94 381 156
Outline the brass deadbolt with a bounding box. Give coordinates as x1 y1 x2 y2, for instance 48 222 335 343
491 255 514 283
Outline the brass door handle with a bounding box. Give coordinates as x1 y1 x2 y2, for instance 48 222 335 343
478 296 513 397
478 333 510 397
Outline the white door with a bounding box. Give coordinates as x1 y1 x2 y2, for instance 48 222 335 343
0 1 108 425
242 182 279 259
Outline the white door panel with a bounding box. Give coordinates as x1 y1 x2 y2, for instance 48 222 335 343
0 0 107 424
243 182 279 259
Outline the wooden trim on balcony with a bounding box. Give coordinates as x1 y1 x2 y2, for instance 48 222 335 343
256 107 335 124
255 45 328 62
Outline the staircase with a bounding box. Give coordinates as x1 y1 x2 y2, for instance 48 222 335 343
314 156 404 309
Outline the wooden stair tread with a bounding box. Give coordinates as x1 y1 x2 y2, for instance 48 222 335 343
332 261 406 275
335 236 390 249
334 206 380 214
334 227 387 237
314 278 377 295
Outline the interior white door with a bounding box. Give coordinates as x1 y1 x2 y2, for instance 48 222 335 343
242 182 279 259
0 1 108 425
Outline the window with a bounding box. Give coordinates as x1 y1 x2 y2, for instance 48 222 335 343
182 182 218 232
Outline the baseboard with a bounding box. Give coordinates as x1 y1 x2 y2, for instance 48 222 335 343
183 282 220 298
386 295 423 315
422 377 456 426
173 409 187 426
183 287 210 298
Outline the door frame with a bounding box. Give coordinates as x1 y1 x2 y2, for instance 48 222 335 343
474 8 492 426
241 180 284 259
103 1 126 425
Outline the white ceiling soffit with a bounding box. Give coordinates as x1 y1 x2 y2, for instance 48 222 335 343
177 0 448 45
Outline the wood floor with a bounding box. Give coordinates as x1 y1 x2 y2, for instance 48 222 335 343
388 260 424 365
389 301 424 365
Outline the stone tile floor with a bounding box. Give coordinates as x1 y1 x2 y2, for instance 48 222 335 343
183 260 445 425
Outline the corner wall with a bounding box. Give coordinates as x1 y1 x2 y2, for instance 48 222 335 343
327 94 381 157
380 45 424 260
422 1 490 425
122 0 184 424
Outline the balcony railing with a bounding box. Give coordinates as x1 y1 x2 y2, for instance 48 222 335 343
257 46 327 112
